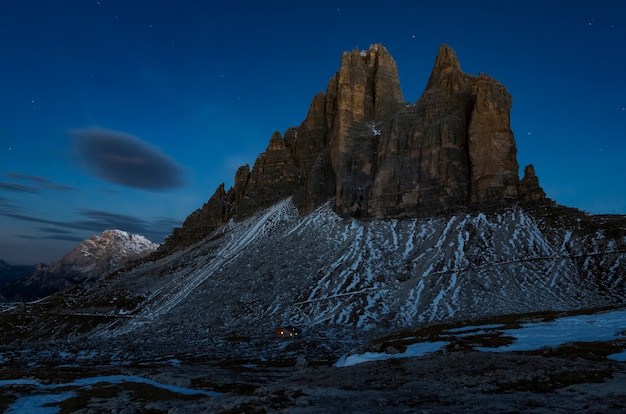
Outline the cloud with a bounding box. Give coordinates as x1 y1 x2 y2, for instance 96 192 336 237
153 216 184 229
34 227 85 242
76 209 181 242
0 182 38 193
74 209 180 242
74 209 153 234
5 172 77 192
16 233 85 243
0 196 20 212
0 212 63 226
36 227 76 235
0 208 181 243
71 127 187 190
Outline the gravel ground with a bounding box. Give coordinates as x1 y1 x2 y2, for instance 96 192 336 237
1 343 625 413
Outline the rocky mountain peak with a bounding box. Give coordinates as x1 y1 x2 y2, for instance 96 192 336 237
162 44 548 251
1 230 158 301
266 130 286 151
333 43 404 127
519 164 547 203
432 44 462 74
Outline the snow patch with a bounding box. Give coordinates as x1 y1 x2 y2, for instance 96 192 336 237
334 341 448 367
1 375 221 413
446 323 506 333
476 309 626 352
608 350 626 362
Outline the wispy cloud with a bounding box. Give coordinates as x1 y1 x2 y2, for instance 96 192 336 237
15 233 85 242
5 172 77 191
0 197 23 219
71 127 187 190
35 227 86 242
153 216 184 229
36 227 76 235
0 182 38 193
75 209 179 241
75 209 153 234
0 212 61 226
0 208 181 243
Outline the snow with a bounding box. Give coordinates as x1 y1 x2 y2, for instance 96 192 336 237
1 375 221 413
475 309 626 352
446 323 506 333
335 308 626 368
120 198 300 328
5 391 77 414
434 216 456 248
608 351 626 362
401 219 416 260
334 341 448 367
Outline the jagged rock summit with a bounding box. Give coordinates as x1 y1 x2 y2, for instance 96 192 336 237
163 44 546 250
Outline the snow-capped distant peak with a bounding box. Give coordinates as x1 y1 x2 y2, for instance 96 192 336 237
5 229 160 301
95 229 159 254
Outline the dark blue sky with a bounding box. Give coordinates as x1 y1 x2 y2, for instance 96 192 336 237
1 1 625 264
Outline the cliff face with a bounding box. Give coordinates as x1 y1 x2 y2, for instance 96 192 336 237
163 44 545 250
347 45 521 218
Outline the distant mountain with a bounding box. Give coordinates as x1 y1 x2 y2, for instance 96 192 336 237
1 230 158 302
0 259 36 284
1 44 623 350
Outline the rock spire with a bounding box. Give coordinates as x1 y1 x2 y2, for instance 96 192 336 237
162 44 546 250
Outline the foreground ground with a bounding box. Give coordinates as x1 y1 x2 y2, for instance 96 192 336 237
1 347 625 413
2 308 626 413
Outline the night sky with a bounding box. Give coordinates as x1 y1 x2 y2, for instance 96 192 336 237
1 1 625 265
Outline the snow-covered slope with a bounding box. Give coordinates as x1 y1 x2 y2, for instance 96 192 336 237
25 198 619 343
3 199 624 344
